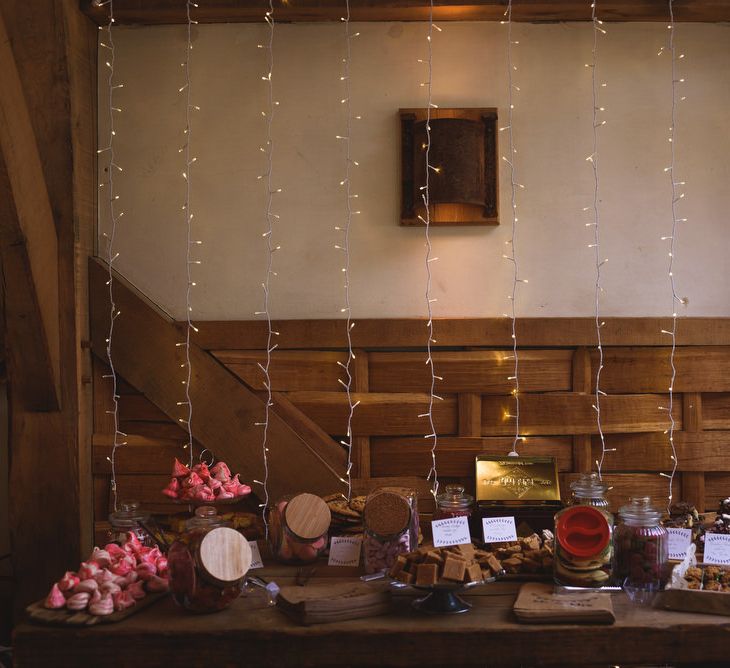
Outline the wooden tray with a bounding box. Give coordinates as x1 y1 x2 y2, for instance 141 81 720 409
26 591 168 626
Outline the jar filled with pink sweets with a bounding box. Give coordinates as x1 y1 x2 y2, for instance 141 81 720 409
363 487 419 574
269 493 331 564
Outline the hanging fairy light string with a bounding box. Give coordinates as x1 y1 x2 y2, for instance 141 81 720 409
252 0 280 536
500 0 527 457
586 1 611 480
418 0 443 499
97 0 127 512
658 0 687 510
334 0 361 501
176 0 201 471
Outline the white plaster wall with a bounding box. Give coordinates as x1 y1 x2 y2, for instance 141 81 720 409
98 22 730 319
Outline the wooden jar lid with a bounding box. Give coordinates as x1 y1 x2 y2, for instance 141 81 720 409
284 493 331 540
199 527 252 583
364 491 411 536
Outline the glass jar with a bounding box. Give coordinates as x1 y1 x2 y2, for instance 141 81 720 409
269 493 331 564
615 497 669 602
107 500 154 547
433 484 473 520
363 487 419 574
554 473 613 588
168 506 252 613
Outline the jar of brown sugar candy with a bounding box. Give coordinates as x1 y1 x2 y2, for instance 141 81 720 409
363 487 419 574
433 484 473 520
168 506 252 613
269 493 331 564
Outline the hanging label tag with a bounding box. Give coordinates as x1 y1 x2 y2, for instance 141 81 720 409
431 516 472 548
249 540 264 570
666 528 692 561
328 536 362 567
703 533 730 566
482 516 518 544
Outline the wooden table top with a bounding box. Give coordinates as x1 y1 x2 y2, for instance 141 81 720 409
13 563 730 667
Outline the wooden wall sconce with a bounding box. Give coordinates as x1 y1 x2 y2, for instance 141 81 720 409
400 108 498 226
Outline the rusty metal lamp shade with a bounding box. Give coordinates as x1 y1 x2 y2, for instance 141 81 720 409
400 108 498 226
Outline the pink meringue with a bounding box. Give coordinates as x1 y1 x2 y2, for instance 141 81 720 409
119 570 139 587
78 561 100 580
66 592 91 611
193 462 210 481
112 589 136 612
183 471 204 488
216 487 235 500
95 568 115 584
155 556 169 578
100 581 122 596
57 571 80 593
105 543 126 560
44 583 66 609
207 477 222 491
236 483 252 497
90 547 112 568
126 580 146 600
139 546 162 565
162 478 180 499
90 589 102 605
89 592 114 616
136 562 157 581
194 486 215 502
110 555 135 576
172 457 190 478
210 461 231 482
74 578 99 595
145 575 169 593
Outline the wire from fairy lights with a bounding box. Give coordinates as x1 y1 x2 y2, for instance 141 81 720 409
585 1 611 480
96 0 127 512
334 1 361 502
252 0 280 537
176 0 201 471
657 0 688 511
500 1 527 457
417 1 443 500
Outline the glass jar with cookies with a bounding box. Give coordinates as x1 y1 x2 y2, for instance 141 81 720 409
553 473 613 588
363 487 419 574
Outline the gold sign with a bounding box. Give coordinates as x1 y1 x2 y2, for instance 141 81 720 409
476 456 560 503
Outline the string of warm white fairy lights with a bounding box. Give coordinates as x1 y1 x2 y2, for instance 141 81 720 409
252 0 280 536
658 0 687 511
586 1 611 480
177 0 200 470
419 1 442 500
97 0 127 512
335 0 361 502
500 0 526 457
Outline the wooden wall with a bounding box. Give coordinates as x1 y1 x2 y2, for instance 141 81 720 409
91 316 730 536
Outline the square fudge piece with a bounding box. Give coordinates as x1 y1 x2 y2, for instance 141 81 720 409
442 554 467 582
465 561 483 583
416 563 439 586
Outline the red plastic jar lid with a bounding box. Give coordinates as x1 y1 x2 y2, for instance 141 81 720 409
556 506 610 558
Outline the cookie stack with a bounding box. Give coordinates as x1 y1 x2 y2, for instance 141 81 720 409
322 493 366 537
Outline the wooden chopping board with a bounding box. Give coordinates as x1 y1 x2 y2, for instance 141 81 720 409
26 591 168 626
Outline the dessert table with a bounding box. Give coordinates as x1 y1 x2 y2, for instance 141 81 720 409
13 562 730 667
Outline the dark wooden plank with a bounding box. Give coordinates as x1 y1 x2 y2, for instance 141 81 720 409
571 347 592 473
352 350 371 478
81 0 730 25
92 433 197 475
286 391 458 436
704 474 730 515
686 472 708 513
371 436 573 477
458 393 482 437
119 393 175 423
89 258 346 500
703 393 730 430
482 393 674 436
191 318 730 350
595 347 730 393
369 350 572 393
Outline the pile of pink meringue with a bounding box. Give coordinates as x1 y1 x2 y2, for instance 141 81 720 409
44 531 168 616
162 458 251 503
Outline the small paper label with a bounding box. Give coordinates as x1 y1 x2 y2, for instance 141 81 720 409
249 540 264 570
667 528 692 560
704 533 730 566
431 516 472 548
328 536 362 567
482 516 518 544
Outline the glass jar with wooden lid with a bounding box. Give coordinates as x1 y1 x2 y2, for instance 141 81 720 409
363 487 419 574
168 506 252 613
269 493 331 564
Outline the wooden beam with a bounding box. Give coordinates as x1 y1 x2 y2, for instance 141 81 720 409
191 318 730 351
89 258 346 500
0 8 60 410
81 0 730 25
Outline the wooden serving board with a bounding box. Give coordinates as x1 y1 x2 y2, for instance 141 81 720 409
26 591 168 626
